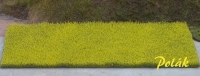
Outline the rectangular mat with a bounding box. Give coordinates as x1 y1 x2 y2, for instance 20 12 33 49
1 22 199 68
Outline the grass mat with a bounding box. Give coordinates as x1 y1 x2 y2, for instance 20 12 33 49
1 22 199 68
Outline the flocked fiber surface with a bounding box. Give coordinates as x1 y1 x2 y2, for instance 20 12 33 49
1 22 199 68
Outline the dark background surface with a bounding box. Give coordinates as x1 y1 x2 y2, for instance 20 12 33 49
1 0 199 23
1 0 200 40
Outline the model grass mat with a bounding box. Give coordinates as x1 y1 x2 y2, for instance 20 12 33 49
1 22 199 68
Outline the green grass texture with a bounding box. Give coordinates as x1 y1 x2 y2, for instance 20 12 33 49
1 22 199 68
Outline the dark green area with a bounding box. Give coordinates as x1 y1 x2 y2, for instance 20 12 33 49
1 0 200 22
1 0 200 41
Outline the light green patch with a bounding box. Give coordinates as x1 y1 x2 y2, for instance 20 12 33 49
1 22 199 68
191 26 200 42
